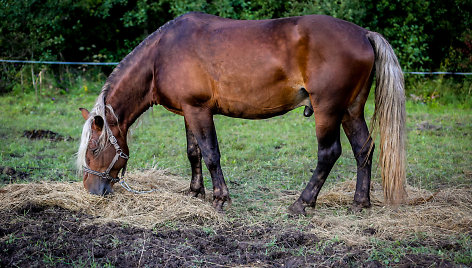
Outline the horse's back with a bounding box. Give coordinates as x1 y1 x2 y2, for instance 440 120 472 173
155 13 374 118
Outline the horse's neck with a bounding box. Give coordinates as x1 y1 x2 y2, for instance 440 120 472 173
106 69 155 131
104 31 162 132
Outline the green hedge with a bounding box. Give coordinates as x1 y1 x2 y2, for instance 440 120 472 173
1 0 471 93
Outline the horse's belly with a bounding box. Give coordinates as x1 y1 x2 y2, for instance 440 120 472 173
215 83 310 119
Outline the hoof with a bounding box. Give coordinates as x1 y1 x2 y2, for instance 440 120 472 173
212 196 231 213
188 188 206 199
288 201 307 216
349 201 371 213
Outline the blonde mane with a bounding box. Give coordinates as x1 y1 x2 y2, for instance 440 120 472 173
76 91 119 173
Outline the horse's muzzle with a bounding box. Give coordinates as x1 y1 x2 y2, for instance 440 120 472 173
85 174 114 196
89 184 114 196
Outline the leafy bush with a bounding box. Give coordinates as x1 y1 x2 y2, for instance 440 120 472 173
406 76 472 108
1 0 470 96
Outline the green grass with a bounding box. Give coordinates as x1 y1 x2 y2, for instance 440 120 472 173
405 102 472 188
1 75 471 266
0 87 99 183
2 77 470 189
1 77 471 206
367 234 472 266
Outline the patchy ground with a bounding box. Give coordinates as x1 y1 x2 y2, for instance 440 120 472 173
22 129 72 141
0 205 456 267
0 166 30 184
0 169 470 267
1 80 471 267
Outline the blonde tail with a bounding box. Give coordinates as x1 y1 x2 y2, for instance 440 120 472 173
367 31 407 205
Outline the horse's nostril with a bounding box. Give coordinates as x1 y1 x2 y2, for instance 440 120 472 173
102 184 114 195
89 189 102 195
102 189 113 195
88 183 113 196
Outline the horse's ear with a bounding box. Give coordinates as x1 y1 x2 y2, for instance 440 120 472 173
92 116 104 131
79 108 89 120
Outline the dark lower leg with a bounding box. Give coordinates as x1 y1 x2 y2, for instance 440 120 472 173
289 131 342 215
185 122 205 198
203 153 230 211
352 147 373 209
342 117 373 211
183 108 230 211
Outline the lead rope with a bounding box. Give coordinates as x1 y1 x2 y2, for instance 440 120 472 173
111 135 158 195
115 149 158 194
119 179 158 194
116 149 158 194
107 130 158 194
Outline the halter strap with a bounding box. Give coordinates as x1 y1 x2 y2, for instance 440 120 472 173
83 130 128 183
82 128 158 194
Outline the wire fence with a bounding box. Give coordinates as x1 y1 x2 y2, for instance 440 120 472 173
0 59 118 66
1 59 471 75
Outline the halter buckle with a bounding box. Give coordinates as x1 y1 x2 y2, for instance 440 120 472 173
109 135 118 145
119 151 129 159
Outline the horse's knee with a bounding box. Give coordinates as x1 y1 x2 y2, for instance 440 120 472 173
319 141 342 165
187 143 201 161
203 152 220 171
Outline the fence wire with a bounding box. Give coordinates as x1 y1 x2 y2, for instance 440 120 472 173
1 59 471 75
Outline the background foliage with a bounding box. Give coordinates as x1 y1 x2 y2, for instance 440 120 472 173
0 0 471 93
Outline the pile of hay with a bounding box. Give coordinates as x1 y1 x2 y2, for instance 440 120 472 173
0 169 224 228
308 180 472 244
1 169 471 245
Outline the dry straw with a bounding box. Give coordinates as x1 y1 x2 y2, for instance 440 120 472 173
306 179 472 245
0 169 224 228
1 170 471 246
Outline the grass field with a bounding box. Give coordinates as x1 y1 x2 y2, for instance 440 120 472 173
1 77 471 267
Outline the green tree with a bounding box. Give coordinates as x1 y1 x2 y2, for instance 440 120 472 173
1 0 470 93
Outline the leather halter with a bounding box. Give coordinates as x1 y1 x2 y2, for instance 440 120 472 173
83 130 129 183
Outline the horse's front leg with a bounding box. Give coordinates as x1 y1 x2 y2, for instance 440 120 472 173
185 119 205 198
183 106 230 212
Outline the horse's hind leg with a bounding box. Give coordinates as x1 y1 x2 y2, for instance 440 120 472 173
342 71 374 211
342 114 374 211
289 112 343 216
183 106 230 211
185 120 205 198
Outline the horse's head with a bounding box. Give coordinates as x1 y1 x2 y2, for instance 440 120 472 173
78 107 129 195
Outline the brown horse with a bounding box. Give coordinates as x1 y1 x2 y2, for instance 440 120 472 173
77 12 406 215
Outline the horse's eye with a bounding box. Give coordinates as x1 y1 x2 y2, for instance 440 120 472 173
88 140 100 155
91 148 99 156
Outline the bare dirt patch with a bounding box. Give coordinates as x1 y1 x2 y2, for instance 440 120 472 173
0 206 457 267
0 166 29 184
0 206 356 267
416 121 442 131
22 129 72 141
